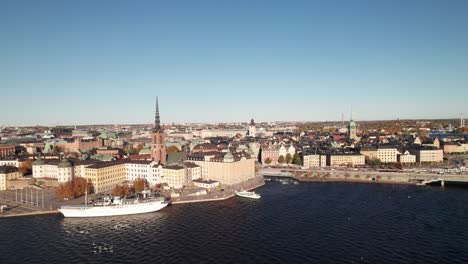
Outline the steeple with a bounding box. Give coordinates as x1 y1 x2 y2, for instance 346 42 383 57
154 96 161 132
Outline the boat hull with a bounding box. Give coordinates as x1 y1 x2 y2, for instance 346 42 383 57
59 200 169 218
235 192 261 199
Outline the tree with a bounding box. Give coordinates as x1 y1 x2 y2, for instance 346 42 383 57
18 159 33 175
52 145 62 155
264 158 272 165
366 157 382 167
167 146 180 154
291 153 302 166
133 178 145 193
55 177 92 199
278 155 285 164
112 185 122 196
285 153 292 164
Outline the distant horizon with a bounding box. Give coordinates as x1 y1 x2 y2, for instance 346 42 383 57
2 117 465 128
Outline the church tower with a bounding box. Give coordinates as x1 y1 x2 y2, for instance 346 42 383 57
151 97 167 164
248 118 256 137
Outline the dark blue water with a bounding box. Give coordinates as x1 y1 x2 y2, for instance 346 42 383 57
1 180 468 264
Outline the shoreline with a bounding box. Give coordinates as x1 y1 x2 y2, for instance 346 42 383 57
171 179 265 205
0 210 60 218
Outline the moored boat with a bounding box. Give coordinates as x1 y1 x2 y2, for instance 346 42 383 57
59 196 169 218
235 190 261 199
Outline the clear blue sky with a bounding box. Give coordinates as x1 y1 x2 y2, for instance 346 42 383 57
2 0 468 126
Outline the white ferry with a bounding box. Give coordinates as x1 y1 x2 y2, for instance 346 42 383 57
59 196 169 218
235 190 261 199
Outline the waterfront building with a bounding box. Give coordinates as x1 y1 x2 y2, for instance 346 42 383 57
260 144 280 165
32 158 74 183
0 166 21 190
303 154 322 168
125 160 162 186
151 98 167 164
360 145 397 163
192 179 220 189
409 147 444 163
327 153 365 167
84 161 127 193
397 151 416 164
188 151 255 185
443 142 468 154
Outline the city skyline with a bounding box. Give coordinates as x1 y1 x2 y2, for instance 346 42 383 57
2 0 468 126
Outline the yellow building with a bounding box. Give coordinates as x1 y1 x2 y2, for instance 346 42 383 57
0 166 21 190
443 142 468 154
397 151 416 164
411 148 444 163
360 146 397 163
84 161 126 193
327 154 365 167
162 165 187 189
303 155 320 168
377 147 398 163
188 152 255 185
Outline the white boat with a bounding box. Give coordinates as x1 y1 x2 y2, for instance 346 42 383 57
235 190 261 199
59 196 169 218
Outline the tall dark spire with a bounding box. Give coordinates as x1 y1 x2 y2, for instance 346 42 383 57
154 96 161 131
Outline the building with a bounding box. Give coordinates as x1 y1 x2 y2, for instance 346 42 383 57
248 118 256 137
409 148 444 163
62 137 102 152
443 142 468 154
397 151 416 164
303 154 324 168
327 153 365 167
125 160 162 187
192 179 220 189
278 144 296 160
0 157 20 168
32 158 74 183
0 166 21 190
200 129 247 138
347 119 359 142
151 97 167 164
161 162 200 189
261 144 280 165
0 145 15 157
188 151 255 185
377 146 398 163
360 145 397 163
84 161 127 193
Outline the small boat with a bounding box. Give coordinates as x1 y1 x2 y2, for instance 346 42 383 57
235 190 261 199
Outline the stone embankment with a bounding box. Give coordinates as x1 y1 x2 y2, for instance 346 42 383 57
171 176 265 205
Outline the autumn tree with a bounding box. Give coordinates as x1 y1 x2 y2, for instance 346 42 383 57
285 153 292 164
278 155 285 164
55 177 93 199
133 178 146 193
292 153 302 166
18 159 33 175
264 158 272 165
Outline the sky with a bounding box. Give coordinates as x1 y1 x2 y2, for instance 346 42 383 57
1 0 468 126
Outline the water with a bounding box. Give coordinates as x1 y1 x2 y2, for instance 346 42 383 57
1 179 468 264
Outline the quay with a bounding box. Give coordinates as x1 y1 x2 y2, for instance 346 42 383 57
260 168 468 187
170 176 265 205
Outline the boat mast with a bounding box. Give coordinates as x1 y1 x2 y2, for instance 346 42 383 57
85 178 88 205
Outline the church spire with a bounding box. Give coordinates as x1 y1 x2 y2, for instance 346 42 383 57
154 96 161 131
